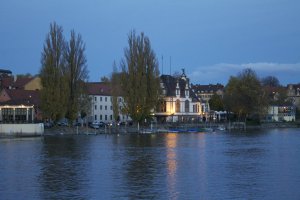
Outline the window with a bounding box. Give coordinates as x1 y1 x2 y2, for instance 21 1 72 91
105 115 107 120
110 106 112 110
94 115 97 120
176 100 180 113
100 115 102 120
185 100 189 112
100 105 102 110
105 97 107 102
105 106 107 110
100 97 102 101
110 115 113 120
94 97 97 101
95 105 97 110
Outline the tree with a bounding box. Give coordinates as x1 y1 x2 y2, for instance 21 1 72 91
120 31 160 124
40 22 68 121
111 62 121 122
64 30 88 122
209 94 224 111
224 68 267 121
261 76 280 87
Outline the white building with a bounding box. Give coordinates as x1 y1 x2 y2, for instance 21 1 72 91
155 71 203 123
86 82 129 123
267 104 296 122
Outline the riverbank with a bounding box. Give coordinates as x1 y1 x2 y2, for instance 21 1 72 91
42 122 300 136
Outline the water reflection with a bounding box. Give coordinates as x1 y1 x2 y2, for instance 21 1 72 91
1 129 300 199
166 133 178 199
38 136 90 200
114 135 163 199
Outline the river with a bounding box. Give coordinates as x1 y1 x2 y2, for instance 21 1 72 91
0 128 300 199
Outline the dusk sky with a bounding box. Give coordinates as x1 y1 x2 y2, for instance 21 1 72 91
1 0 299 85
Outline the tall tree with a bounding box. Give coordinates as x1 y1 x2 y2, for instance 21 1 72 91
40 22 68 121
64 30 88 122
111 62 121 122
224 68 267 121
120 31 160 124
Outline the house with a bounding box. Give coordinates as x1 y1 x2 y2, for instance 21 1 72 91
287 84 300 110
155 70 203 123
0 75 42 123
86 82 129 123
0 89 41 122
191 83 224 102
1 76 41 91
191 83 224 119
267 104 296 122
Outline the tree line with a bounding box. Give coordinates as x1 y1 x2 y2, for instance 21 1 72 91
40 22 89 123
209 69 292 123
40 22 291 125
40 23 160 125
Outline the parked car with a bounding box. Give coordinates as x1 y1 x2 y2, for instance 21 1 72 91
57 118 69 126
89 122 100 129
98 121 106 127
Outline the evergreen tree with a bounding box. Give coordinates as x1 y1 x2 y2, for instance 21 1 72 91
120 31 160 124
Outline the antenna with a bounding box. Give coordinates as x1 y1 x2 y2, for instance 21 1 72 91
161 55 164 75
169 56 172 76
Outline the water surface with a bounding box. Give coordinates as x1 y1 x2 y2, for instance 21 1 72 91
0 128 300 199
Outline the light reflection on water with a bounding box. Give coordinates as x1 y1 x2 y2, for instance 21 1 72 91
0 129 300 199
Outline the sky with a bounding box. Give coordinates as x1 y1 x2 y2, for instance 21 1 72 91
0 0 300 85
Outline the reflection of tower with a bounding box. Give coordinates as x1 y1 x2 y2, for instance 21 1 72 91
166 133 178 198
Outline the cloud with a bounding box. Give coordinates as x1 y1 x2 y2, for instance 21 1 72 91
188 63 300 85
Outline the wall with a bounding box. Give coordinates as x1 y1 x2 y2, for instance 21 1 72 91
0 123 44 136
24 77 42 90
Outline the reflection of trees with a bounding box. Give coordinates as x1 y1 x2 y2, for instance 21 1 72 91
38 136 89 199
118 135 163 199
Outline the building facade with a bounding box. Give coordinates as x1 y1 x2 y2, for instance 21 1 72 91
86 82 129 123
267 104 296 122
155 71 203 123
287 84 300 110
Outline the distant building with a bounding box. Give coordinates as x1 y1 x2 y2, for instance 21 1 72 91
267 104 296 122
191 83 224 101
1 76 41 91
155 70 203 123
0 89 41 122
0 69 12 78
86 82 129 123
0 75 42 123
287 84 300 110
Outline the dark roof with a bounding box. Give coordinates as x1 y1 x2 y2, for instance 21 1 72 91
86 82 112 96
191 84 224 93
0 89 40 106
0 69 12 74
160 75 177 96
160 75 200 102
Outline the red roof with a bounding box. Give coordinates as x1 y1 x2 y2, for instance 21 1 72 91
0 89 40 106
1 76 34 89
86 82 112 96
